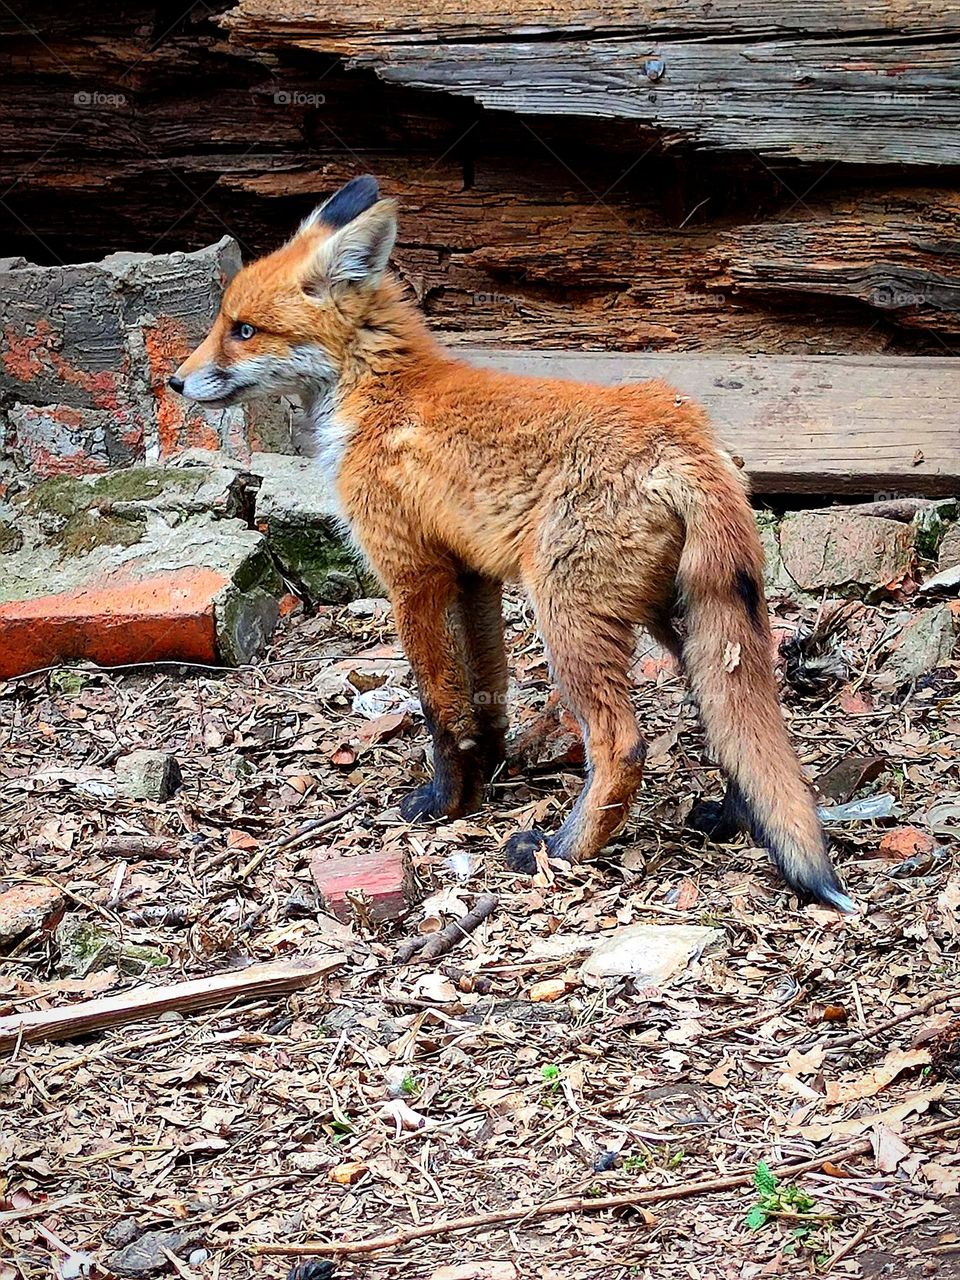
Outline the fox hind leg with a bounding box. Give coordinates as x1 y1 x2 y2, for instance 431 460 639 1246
505 597 645 872
647 610 751 844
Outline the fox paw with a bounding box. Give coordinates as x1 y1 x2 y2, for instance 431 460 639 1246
687 798 744 844
399 783 446 822
504 828 570 874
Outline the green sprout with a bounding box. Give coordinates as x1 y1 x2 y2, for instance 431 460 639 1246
745 1161 816 1231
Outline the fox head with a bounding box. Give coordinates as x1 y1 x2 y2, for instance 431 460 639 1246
170 175 398 408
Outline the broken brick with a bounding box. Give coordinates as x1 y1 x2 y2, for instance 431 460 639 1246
311 849 416 923
0 883 65 948
878 827 937 861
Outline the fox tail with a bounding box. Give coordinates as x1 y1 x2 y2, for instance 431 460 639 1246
672 455 855 912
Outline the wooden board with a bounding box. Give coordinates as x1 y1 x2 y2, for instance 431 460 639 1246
223 2 960 165
460 350 960 496
0 954 345 1051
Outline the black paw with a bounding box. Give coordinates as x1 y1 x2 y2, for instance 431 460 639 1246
504 828 570 874
286 1263 334 1280
687 798 744 844
399 783 445 822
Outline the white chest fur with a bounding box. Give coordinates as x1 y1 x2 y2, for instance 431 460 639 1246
301 389 354 526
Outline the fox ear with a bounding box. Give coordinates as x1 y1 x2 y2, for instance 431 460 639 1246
302 199 398 292
300 174 380 235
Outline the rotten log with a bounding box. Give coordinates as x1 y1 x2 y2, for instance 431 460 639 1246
2 12 959 351
0 953 345 1052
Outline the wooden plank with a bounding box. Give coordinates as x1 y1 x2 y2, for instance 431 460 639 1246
222 1 960 46
0 954 345 1052
460 350 960 496
222 3 960 165
347 38 960 166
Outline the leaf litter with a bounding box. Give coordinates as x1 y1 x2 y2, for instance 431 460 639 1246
0 587 957 1279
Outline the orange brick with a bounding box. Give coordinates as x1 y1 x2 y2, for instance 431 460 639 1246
0 566 228 677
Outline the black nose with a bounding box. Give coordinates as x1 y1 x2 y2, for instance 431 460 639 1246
168 375 184 394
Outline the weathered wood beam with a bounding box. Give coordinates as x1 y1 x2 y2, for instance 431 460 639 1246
460 350 960 496
0 954 345 1051
221 3 960 165
222 1 960 46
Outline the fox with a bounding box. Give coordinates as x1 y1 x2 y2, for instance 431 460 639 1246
171 174 855 912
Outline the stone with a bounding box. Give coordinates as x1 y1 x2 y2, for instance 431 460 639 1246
778 510 916 596
876 604 957 688
0 883 64 947
56 916 170 978
0 239 242 467
115 750 182 802
311 849 416 923
939 523 960 570
0 470 283 677
103 1227 204 1277
251 451 377 603
579 923 720 985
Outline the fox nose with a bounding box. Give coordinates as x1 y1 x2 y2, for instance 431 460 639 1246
168 375 184 394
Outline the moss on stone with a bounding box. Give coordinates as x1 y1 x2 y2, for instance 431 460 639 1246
88 466 196 503
0 519 23 554
60 509 145 555
22 475 90 520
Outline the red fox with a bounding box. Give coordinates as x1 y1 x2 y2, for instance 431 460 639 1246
172 175 854 911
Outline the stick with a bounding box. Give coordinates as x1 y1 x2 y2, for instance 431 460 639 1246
805 988 960 1055
0 953 345 1052
823 1224 872 1274
250 1117 960 1258
238 801 364 880
396 893 498 963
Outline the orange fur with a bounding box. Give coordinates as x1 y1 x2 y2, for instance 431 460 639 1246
173 177 854 910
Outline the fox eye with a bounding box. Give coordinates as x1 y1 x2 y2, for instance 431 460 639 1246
235 322 256 341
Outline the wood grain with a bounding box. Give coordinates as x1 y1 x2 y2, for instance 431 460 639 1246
461 350 960 495
223 2 960 165
0 954 345 1051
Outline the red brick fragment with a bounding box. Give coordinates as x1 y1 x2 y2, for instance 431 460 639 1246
0 883 65 947
311 849 415 923
878 827 936 861
0 566 227 678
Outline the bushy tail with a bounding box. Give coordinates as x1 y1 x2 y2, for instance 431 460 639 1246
673 456 855 912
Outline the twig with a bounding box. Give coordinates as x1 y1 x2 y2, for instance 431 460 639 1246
250 1116 960 1257
805 988 960 1055
823 1224 872 1273
274 801 364 853
396 893 498 963
237 801 364 879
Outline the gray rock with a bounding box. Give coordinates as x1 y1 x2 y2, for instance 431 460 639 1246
778 510 916 596
103 1227 204 1277
876 604 958 688
250 451 377 604
115 750 182 802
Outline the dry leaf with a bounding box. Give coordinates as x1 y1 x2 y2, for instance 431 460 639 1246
528 979 568 1002
792 1083 946 1141
824 1046 930 1105
872 1123 911 1173
329 1160 368 1185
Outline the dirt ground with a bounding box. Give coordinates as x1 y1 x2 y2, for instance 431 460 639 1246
1 590 958 1280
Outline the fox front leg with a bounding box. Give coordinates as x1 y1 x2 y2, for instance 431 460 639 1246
390 567 486 822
